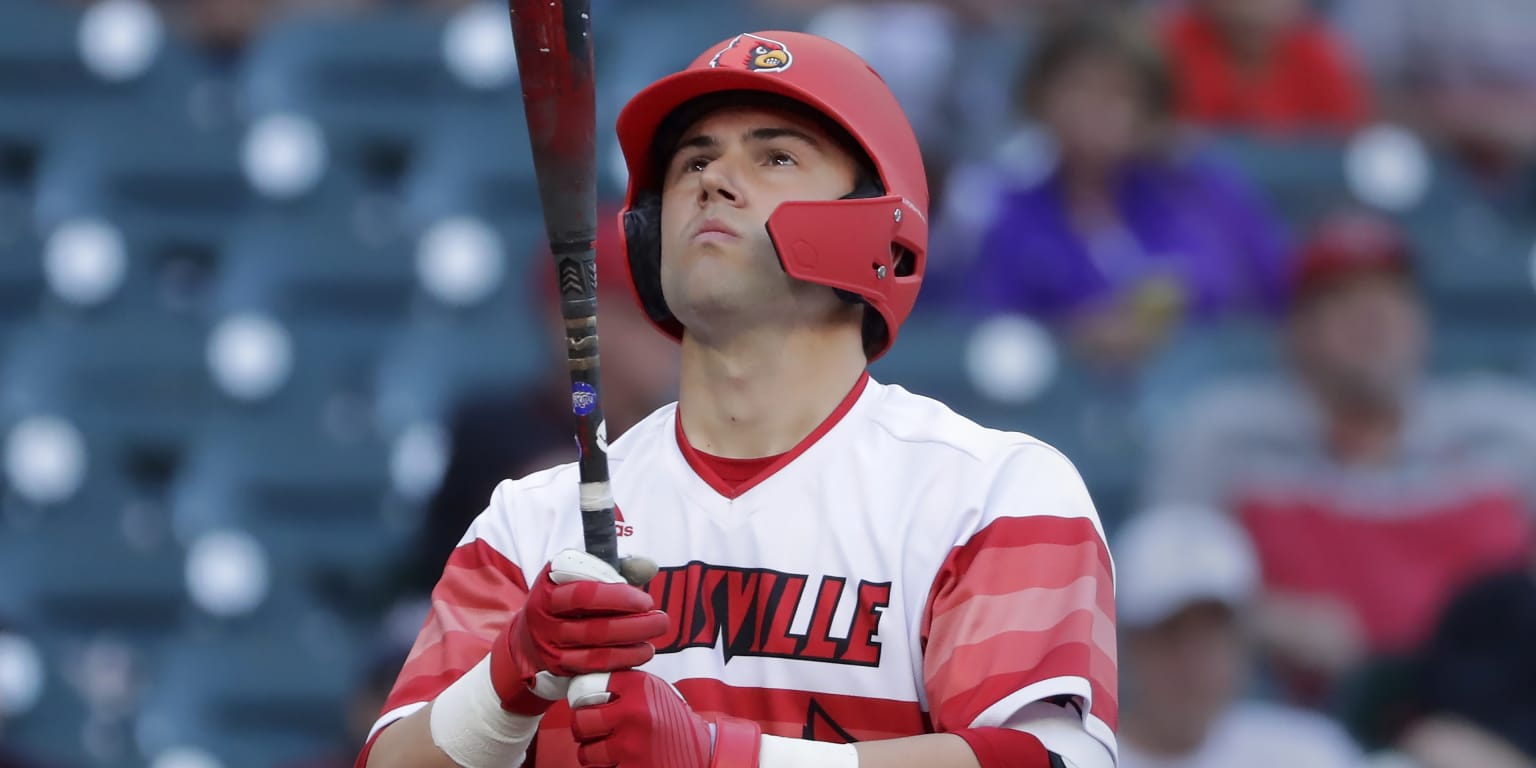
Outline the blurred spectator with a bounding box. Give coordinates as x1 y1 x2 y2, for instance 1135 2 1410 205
1115 505 1365 768
141 0 379 52
407 205 680 593
1396 556 1536 768
1161 0 1372 134
785 0 1069 207
954 9 1289 370
1146 210 1536 703
1336 0 1536 192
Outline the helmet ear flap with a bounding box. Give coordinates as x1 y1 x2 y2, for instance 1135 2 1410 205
622 192 679 335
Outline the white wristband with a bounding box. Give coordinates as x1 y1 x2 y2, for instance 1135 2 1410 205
759 734 860 768
429 654 550 768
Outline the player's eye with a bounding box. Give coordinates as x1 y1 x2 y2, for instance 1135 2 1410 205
766 150 796 167
679 154 712 173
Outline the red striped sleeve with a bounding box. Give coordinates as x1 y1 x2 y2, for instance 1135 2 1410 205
921 514 1118 733
380 539 531 714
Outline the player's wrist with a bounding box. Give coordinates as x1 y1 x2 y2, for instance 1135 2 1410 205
430 653 550 768
755 733 859 768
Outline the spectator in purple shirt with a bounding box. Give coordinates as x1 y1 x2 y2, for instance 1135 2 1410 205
959 9 1290 370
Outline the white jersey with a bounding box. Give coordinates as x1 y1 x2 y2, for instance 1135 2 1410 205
373 375 1119 765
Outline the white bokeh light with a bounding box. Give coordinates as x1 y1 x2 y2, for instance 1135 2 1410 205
207 313 294 402
151 747 225 768
390 421 448 502
186 529 269 617
4 416 88 505
44 218 128 306
78 0 163 82
417 216 505 307
0 632 45 717
964 315 1058 404
443 2 518 90
1345 125 1431 212
242 113 328 200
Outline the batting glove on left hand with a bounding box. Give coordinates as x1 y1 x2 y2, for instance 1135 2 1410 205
567 670 763 768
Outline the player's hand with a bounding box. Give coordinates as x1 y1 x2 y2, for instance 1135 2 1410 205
567 670 762 768
489 549 669 716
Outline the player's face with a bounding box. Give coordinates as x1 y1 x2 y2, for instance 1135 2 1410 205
657 106 862 341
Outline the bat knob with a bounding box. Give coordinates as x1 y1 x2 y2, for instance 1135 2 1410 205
618 555 659 588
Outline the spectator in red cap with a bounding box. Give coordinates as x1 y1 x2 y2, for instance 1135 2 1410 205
1161 0 1372 135
406 205 681 595
1144 210 1536 704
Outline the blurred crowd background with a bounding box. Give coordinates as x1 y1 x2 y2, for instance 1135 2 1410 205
1 0 1535 766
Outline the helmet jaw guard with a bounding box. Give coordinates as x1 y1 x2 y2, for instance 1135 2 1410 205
766 196 925 359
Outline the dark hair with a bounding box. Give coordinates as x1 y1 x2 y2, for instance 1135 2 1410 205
1017 8 1175 122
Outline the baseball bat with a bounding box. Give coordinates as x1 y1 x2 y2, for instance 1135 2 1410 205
506 0 620 571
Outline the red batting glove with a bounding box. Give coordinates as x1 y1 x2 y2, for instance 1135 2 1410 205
567 670 763 768
489 550 670 716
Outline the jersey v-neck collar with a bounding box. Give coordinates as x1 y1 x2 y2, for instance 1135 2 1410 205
674 371 871 500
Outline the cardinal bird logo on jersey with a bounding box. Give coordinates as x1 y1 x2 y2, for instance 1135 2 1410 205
708 33 793 73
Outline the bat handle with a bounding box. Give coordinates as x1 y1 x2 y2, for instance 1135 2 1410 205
579 497 619 571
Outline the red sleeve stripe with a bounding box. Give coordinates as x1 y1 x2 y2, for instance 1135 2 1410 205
941 542 1116 615
922 515 1118 735
927 620 1117 727
944 514 1110 574
927 577 1115 653
936 644 1117 733
379 540 530 716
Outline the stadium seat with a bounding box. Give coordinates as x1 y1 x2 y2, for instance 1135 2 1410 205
30 108 244 319
1202 134 1353 227
373 309 551 439
0 623 96 768
0 0 104 170
1402 179 1536 326
401 106 547 257
0 230 43 345
0 315 214 491
219 209 418 326
240 8 458 188
406 107 535 211
136 607 361 767
170 415 403 604
1138 319 1282 432
34 110 246 238
0 449 187 640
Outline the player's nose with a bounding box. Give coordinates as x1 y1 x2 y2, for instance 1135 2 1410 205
697 154 743 207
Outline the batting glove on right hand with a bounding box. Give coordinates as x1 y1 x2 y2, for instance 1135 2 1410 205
489 549 669 716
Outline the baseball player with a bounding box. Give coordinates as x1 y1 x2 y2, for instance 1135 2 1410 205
361 31 1118 768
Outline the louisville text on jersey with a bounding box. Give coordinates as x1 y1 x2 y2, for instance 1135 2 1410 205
647 561 891 667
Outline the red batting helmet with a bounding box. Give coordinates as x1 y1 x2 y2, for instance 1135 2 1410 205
615 31 928 360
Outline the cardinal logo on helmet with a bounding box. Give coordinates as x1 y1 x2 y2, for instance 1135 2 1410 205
708 33 793 73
